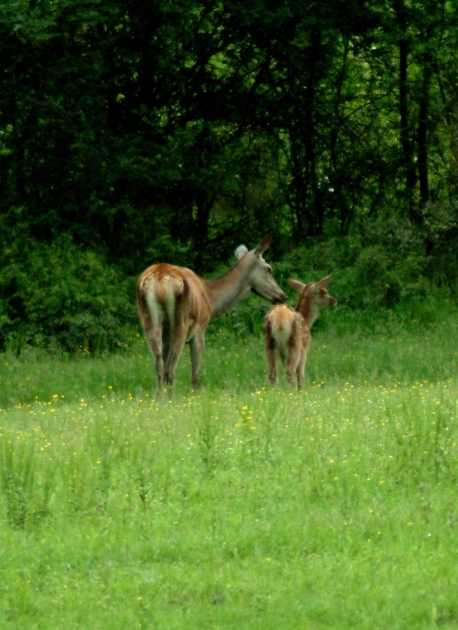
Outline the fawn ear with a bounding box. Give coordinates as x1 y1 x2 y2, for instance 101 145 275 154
254 235 271 256
288 278 305 292
314 275 332 289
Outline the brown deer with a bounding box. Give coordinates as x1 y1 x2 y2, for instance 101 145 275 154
137 236 287 396
263 275 336 389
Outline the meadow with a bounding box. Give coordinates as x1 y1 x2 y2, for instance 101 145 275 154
1 303 458 629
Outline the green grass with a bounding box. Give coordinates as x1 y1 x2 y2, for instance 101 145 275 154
1 307 458 628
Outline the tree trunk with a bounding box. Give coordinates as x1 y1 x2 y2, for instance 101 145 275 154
417 27 433 206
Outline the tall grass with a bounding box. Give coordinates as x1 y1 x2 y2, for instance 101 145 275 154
0 303 458 628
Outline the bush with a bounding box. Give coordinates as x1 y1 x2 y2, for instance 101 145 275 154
273 234 439 312
0 240 136 354
212 231 451 339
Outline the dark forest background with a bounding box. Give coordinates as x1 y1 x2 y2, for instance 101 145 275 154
1 0 458 353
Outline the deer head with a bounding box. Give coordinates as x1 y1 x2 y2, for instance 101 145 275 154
236 236 287 304
289 275 337 308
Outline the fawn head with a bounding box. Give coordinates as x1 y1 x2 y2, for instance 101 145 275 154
288 275 337 309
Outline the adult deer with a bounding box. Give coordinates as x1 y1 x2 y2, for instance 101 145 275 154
137 236 287 396
264 275 336 389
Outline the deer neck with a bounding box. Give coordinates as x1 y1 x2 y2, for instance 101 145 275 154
203 259 252 318
296 294 320 329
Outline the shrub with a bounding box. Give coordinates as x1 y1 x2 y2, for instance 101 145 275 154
0 239 136 354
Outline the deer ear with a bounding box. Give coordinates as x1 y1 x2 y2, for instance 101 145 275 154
288 278 305 292
314 275 332 289
254 235 271 256
235 245 249 260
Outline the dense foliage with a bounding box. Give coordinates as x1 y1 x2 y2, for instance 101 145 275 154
1 0 457 351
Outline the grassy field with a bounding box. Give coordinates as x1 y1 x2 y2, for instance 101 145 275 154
1 305 458 628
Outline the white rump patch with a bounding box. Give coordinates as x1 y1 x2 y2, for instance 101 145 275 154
235 244 248 260
164 283 176 329
145 281 176 329
145 289 163 327
271 321 292 347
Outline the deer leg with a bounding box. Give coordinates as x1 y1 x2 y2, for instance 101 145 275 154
144 325 165 397
190 329 205 390
285 366 298 389
267 360 278 386
265 337 278 386
285 350 300 390
161 333 170 366
297 349 308 391
164 320 187 394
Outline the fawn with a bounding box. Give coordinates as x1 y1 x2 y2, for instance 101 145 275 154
263 275 336 389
